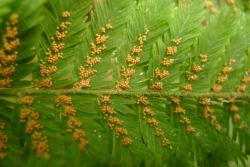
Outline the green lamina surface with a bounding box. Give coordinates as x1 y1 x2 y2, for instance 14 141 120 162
0 0 250 167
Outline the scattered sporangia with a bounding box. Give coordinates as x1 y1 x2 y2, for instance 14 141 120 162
99 95 132 146
120 67 135 78
121 137 133 145
227 69 250 129
226 97 244 128
179 117 191 124
117 81 129 89
154 68 169 79
192 64 203 73
212 59 236 92
226 0 238 12
197 59 235 132
152 38 181 90
36 11 71 88
183 54 208 92
161 138 171 147
162 58 174 67
0 122 8 160
117 28 149 90
172 38 181 46
36 78 53 88
166 46 177 56
18 96 34 105
171 96 196 134
55 95 88 151
0 14 20 88
172 54 208 132
142 107 155 117
137 96 171 147
147 118 158 127
204 0 218 14
55 95 72 106
74 24 112 89
151 82 163 90
18 96 50 157
186 126 197 134
200 54 208 63
236 69 250 93
199 97 222 132
183 83 192 92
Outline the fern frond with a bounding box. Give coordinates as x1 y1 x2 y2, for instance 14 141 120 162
0 0 250 167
